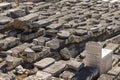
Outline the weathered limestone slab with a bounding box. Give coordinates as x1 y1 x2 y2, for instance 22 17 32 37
34 3 52 10
34 58 55 69
57 30 71 39
46 29 58 37
97 74 115 80
7 43 31 57
47 23 63 29
0 72 16 80
75 29 87 36
67 60 84 71
105 43 119 52
60 48 71 60
0 34 6 40
35 18 55 27
43 61 66 76
60 70 75 80
0 2 11 10
6 55 23 70
33 37 50 46
107 66 120 76
17 12 39 22
0 37 20 50
0 16 12 25
35 71 52 80
46 38 65 50
23 71 52 80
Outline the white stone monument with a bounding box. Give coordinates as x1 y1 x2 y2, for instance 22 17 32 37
84 41 113 74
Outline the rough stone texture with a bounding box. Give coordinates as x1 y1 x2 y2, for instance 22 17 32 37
43 61 66 76
97 74 115 80
57 30 71 39
107 66 120 76
15 65 26 75
0 72 16 80
60 70 75 80
35 71 52 80
33 37 50 46
0 16 12 25
46 38 65 50
60 48 71 60
6 43 31 57
34 58 55 69
6 55 23 70
67 60 84 71
0 37 20 50
0 0 119 80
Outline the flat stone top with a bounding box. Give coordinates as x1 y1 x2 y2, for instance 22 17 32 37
5 8 21 13
75 29 87 35
34 58 55 69
67 60 84 70
0 37 19 44
6 55 22 62
35 71 52 79
24 48 35 53
102 48 112 58
57 30 71 38
103 0 120 3
105 43 119 51
36 36 50 41
43 61 66 75
0 16 12 24
0 34 6 39
47 23 62 29
0 2 11 8
98 74 114 80
108 66 120 75
23 2 34 5
18 13 39 21
7 43 31 56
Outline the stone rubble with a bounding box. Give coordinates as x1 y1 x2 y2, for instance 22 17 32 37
0 0 119 80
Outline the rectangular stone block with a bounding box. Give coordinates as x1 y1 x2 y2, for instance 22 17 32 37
67 60 84 71
0 37 20 50
7 43 31 57
43 61 66 76
34 58 55 69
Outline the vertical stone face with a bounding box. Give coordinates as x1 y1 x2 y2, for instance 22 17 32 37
6 55 23 70
60 48 71 60
85 41 102 55
84 41 113 74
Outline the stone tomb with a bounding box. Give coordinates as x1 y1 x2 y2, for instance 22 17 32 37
66 60 84 71
6 55 23 70
43 60 66 76
84 41 113 74
34 58 55 69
